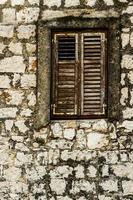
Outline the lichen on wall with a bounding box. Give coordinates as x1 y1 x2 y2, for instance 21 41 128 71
0 0 133 200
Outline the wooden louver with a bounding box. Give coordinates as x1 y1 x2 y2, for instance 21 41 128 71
51 31 107 118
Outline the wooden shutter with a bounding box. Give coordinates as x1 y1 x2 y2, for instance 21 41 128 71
81 32 106 116
51 33 78 116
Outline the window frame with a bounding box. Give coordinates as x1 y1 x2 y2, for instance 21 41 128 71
35 17 120 129
51 29 107 120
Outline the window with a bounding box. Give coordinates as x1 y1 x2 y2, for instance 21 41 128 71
35 17 120 129
51 30 107 119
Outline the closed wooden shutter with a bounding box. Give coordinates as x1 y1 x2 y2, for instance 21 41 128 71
51 31 107 118
81 32 106 116
51 33 78 116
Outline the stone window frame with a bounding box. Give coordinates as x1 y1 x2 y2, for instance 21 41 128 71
35 15 120 129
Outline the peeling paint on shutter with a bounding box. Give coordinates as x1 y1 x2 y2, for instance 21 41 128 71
81 32 106 116
52 33 78 116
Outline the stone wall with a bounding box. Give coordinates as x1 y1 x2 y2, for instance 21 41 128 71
0 0 133 199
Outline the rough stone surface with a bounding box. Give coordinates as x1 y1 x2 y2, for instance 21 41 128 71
0 56 25 73
0 1 132 199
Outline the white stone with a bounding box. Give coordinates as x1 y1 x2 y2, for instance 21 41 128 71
2 8 16 23
121 55 133 69
5 120 13 131
50 179 66 195
100 180 118 192
0 75 11 88
123 6 133 14
64 128 75 140
0 151 9 165
0 56 25 73
79 121 92 128
128 71 133 84
99 196 111 200
71 180 95 194
87 132 108 149
123 181 133 195
9 42 22 55
92 119 108 133
16 152 32 165
28 0 39 5
13 74 21 87
0 42 5 54
4 167 21 181
120 87 128 106
75 129 86 149
21 74 36 88
26 166 46 181
120 120 133 131
10 182 28 194
0 0 8 4
43 0 61 7
5 90 24 105
102 165 109 176
122 28 130 33
17 25 36 39
42 10 65 21
130 32 133 47
0 107 17 118
17 8 39 23
34 128 47 143
27 91 36 106
15 143 29 151
121 33 129 48
123 107 133 119
11 136 24 142
50 166 73 179
99 151 118 164
26 43 36 54
0 25 14 38
86 0 96 7
130 89 133 105
65 0 80 7
121 73 126 86
11 0 25 6
112 163 133 179
75 165 85 179
48 149 60 165
51 123 62 138
130 16 133 23
20 108 32 117
15 120 29 133
57 197 72 200
87 165 97 177
103 0 114 5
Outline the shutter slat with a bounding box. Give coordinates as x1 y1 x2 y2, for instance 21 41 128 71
81 32 106 115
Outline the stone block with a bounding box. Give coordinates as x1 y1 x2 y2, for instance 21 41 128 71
0 75 11 88
17 25 36 39
121 55 133 69
17 8 39 23
2 8 16 23
100 180 118 192
0 107 17 118
64 128 75 140
43 0 61 7
123 107 133 119
65 0 80 7
87 132 109 149
0 56 25 73
0 25 14 38
11 0 25 6
21 74 36 88
122 181 133 195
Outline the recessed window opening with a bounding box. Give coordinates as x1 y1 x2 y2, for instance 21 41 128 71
51 29 107 119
